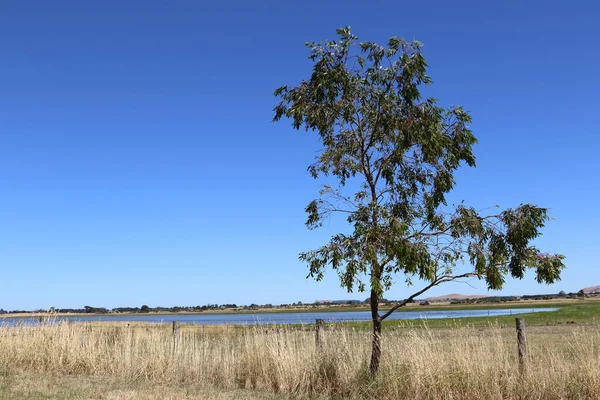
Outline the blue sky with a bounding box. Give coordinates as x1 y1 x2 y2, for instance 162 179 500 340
1 0 598 310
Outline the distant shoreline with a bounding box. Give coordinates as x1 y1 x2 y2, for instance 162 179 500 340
0 298 583 319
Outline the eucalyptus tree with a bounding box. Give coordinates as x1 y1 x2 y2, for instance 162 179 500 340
273 27 565 375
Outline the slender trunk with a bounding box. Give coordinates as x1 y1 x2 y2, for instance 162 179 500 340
364 145 382 376
369 289 382 375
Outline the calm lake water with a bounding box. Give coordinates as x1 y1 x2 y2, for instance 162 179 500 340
0 307 558 326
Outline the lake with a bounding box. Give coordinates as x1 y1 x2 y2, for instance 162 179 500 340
0 307 558 326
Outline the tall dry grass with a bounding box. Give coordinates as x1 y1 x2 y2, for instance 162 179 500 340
0 320 598 399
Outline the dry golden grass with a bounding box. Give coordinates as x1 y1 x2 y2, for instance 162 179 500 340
0 372 283 400
0 320 599 399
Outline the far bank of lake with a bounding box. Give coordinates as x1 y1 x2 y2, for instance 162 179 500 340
0 307 558 326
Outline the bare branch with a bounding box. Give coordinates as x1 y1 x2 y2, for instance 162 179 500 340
379 272 477 321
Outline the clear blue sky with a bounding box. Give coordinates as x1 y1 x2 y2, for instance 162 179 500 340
1 0 598 310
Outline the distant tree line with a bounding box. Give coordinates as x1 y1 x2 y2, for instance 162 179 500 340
0 300 364 315
447 291 588 305
1 292 590 315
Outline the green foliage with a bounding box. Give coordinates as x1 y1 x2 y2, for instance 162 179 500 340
274 27 565 320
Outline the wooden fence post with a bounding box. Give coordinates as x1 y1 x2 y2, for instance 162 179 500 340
129 324 134 350
172 321 181 353
128 324 134 369
81 322 92 350
315 319 324 352
515 317 527 375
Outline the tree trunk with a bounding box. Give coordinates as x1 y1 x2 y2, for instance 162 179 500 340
369 318 382 375
369 289 382 375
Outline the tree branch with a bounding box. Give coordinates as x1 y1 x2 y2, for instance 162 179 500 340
379 272 477 321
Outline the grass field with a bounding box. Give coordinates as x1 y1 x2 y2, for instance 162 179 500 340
1 301 600 399
0 373 283 400
376 298 598 329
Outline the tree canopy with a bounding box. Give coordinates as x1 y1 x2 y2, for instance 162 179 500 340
273 27 565 374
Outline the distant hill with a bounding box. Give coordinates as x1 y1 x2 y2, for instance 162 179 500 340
581 285 600 294
424 293 489 302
